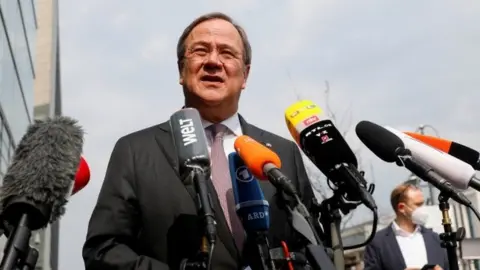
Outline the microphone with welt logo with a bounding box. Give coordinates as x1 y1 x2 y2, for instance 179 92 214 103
169 107 216 270
228 152 275 270
0 116 84 270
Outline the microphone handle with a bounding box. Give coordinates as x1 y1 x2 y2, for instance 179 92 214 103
330 163 376 210
0 214 33 270
470 175 480 192
400 155 471 206
251 232 275 270
192 171 217 246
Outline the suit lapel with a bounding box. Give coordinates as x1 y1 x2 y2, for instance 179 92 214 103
386 225 407 268
421 227 436 263
238 115 272 194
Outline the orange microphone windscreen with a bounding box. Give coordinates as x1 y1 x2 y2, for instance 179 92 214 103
403 132 452 153
234 135 282 180
73 156 90 195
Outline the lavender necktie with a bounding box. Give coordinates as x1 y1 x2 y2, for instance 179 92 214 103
208 124 245 250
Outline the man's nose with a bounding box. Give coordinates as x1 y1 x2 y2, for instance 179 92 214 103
204 51 222 69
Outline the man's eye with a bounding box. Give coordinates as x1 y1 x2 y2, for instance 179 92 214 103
194 48 208 53
221 51 235 58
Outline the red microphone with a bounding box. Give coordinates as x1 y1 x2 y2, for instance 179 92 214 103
72 156 90 195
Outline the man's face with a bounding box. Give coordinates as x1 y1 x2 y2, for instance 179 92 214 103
398 188 425 218
180 19 249 107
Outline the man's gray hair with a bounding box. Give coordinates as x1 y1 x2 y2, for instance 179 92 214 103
176 12 252 72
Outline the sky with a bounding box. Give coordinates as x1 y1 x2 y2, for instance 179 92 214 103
58 1 480 269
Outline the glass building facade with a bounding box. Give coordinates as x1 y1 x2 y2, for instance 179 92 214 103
0 1 36 182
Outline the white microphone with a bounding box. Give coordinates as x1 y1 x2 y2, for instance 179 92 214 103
385 126 478 191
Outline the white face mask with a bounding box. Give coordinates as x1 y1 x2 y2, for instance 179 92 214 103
411 206 429 225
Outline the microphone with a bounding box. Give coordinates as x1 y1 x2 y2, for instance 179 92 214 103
234 136 337 270
169 108 216 251
228 152 270 232
284 100 376 210
234 136 298 197
72 156 90 195
1 157 90 241
384 127 478 192
0 116 84 270
404 132 480 171
233 135 318 243
228 152 275 270
356 121 471 206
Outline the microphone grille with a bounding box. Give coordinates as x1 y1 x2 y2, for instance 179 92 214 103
1 116 84 228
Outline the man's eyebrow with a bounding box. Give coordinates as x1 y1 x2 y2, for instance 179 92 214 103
188 41 210 48
217 43 238 51
187 41 241 54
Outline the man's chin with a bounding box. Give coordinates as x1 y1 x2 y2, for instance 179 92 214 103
199 98 224 107
196 89 227 104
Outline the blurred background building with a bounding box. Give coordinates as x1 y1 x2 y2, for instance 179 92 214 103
0 0 37 261
0 0 60 269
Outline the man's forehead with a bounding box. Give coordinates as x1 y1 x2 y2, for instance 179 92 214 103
406 188 424 201
187 19 242 45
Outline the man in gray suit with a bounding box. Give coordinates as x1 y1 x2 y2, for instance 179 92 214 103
83 12 314 270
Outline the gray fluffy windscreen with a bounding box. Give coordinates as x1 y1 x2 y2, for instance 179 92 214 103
0 116 84 226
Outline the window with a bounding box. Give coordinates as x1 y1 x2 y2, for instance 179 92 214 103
0 12 31 143
0 113 15 186
19 0 37 68
0 0 35 118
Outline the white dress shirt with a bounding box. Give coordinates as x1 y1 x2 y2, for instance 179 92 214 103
202 113 243 156
392 221 428 268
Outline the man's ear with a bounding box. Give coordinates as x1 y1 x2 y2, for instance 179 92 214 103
178 61 184 85
241 65 251 89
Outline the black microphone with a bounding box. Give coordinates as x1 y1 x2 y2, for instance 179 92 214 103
284 101 377 211
169 108 216 248
356 120 471 206
0 116 84 270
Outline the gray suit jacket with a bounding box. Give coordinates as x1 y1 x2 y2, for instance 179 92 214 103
83 114 314 270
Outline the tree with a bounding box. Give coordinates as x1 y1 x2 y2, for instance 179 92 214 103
295 81 376 231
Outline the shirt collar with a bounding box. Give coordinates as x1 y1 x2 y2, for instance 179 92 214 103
201 113 243 136
392 221 421 237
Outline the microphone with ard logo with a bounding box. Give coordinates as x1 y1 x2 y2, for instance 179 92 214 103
228 152 270 232
228 152 275 270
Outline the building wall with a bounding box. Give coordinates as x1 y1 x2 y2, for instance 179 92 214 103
0 0 37 254
32 1 61 269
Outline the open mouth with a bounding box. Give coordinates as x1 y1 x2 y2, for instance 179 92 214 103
200 75 224 83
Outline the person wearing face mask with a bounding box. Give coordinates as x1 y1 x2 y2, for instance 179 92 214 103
363 183 449 270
